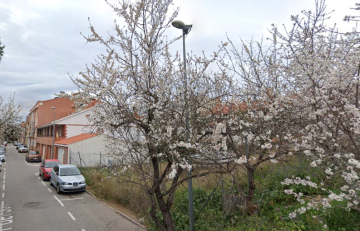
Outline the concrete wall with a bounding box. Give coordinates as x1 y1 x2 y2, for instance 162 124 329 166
66 125 92 138
68 135 106 167
59 109 93 138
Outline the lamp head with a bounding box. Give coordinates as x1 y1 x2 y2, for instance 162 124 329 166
172 20 192 35
51 107 56 109
172 20 186 29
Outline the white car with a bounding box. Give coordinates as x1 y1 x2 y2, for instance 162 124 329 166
0 152 6 162
50 164 86 194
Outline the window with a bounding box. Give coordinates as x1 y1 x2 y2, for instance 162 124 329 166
45 161 60 168
54 166 59 174
60 167 81 176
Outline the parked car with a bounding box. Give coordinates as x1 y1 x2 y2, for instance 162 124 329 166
39 159 61 181
0 150 5 162
3 141 7 146
13 141 18 146
16 143 22 150
18 145 28 153
50 164 86 194
25 151 41 162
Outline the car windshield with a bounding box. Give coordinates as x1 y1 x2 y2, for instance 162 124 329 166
45 162 60 168
60 167 81 176
29 151 39 155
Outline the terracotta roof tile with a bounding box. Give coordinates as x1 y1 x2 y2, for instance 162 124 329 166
55 133 97 145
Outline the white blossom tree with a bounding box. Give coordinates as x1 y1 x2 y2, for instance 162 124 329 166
69 0 233 230
221 0 360 220
0 94 23 141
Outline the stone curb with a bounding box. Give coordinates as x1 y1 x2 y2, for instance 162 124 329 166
85 189 147 230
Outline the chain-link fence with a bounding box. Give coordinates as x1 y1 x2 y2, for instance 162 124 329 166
69 150 110 168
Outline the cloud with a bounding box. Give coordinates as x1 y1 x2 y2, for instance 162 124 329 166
0 0 358 120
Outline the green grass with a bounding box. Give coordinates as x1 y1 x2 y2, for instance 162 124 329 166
81 158 360 231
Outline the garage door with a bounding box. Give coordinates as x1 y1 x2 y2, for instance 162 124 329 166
58 148 65 163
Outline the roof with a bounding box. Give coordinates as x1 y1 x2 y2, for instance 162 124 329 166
55 133 97 145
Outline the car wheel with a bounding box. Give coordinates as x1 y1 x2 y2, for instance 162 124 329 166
56 184 61 194
41 173 45 181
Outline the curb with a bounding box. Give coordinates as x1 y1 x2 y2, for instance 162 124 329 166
85 190 147 230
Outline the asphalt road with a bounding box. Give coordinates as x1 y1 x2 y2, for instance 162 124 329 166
0 144 145 231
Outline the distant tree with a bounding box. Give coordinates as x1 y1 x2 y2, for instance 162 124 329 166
0 38 4 62
344 3 360 22
2 122 21 142
0 94 23 140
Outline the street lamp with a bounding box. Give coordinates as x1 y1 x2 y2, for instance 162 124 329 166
172 20 194 231
51 107 56 159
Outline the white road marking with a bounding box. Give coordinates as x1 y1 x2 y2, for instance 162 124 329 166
2 193 4 198
0 200 3 230
47 188 52 192
41 182 46 186
2 185 4 191
1 228 13 230
53 196 64 207
0 202 13 228
67 212 76 221
3 175 5 180
81 229 86 231
2 180 4 184
34 173 37 176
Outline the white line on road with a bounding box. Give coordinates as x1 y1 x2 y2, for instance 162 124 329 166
0 200 3 230
2 184 4 191
2 193 4 198
67 212 76 221
53 195 64 207
81 229 86 231
47 188 51 192
41 182 46 186
1 228 13 230
3 175 5 180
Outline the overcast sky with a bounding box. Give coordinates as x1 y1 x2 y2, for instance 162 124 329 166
0 0 358 120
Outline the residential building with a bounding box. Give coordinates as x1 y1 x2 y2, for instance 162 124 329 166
36 107 98 160
27 97 77 151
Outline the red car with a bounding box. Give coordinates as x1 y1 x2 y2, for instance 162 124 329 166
39 159 61 181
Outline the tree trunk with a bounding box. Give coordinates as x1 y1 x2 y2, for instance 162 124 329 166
245 166 257 215
149 154 176 231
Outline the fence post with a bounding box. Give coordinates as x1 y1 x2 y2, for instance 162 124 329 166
108 158 112 177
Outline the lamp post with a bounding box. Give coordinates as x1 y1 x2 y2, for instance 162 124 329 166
51 107 56 159
172 20 194 231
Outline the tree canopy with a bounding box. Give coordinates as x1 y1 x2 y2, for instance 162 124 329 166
0 38 4 62
69 0 360 229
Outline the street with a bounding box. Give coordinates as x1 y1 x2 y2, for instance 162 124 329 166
0 144 145 231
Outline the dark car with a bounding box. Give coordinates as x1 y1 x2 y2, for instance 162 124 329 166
25 151 41 162
39 159 61 181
